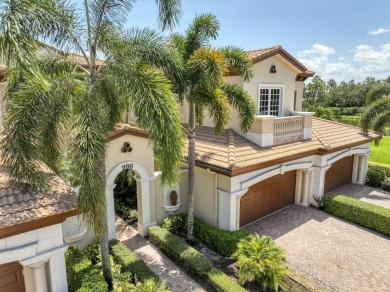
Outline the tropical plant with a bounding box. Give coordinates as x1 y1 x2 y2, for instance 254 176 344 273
231 234 288 291
361 82 390 134
0 0 183 285
169 14 255 240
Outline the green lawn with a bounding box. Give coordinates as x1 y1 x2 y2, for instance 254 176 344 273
370 136 390 165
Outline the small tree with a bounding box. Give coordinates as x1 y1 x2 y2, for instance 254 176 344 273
232 234 288 291
169 14 255 241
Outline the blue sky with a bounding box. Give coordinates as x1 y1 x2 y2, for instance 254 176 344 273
77 0 390 82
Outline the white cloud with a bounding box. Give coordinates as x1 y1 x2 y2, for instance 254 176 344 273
297 44 335 57
298 43 390 82
368 27 390 35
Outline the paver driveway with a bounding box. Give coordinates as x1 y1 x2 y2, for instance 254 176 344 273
242 205 390 292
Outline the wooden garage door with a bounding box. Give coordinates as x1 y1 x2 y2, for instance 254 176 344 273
240 170 296 227
0 262 25 292
324 156 353 194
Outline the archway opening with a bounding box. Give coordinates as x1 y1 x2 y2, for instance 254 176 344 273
113 169 138 228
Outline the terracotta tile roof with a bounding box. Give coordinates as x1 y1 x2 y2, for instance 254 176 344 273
185 117 380 175
245 45 315 78
0 167 76 229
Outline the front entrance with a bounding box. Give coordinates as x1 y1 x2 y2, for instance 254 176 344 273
114 169 138 228
0 262 25 292
240 170 296 227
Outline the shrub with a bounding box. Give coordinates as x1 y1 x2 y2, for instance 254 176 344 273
66 247 108 292
231 234 287 291
382 179 390 192
366 168 386 187
369 162 390 177
162 214 250 257
148 226 245 292
324 194 390 235
110 240 159 283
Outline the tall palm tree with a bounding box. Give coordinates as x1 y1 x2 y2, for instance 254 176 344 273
0 0 183 285
361 81 390 135
169 14 255 241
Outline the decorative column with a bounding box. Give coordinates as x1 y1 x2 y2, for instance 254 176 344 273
134 175 158 236
217 189 248 230
106 183 117 240
309 166 331 206
356 154 369 185
300 169 311 207
30 261 48 292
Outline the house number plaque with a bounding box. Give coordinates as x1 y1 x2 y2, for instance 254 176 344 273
122 164 134 170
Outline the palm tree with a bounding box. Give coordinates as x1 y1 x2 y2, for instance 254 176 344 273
0 0 183 285
169 14 255 241
231 234 287 291
361 82 390 134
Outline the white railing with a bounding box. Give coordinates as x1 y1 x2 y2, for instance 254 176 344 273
273 116 304 145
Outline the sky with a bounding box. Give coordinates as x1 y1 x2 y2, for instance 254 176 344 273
79 0 390 83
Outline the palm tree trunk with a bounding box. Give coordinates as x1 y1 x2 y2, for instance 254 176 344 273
187 101 196 241
99 168 113 288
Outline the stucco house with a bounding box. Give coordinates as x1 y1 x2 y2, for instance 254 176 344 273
104 45 380 238
0 45 380 291
0 166 86 292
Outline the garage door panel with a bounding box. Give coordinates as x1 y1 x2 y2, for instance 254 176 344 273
240 170 296 227
324 156 353 194
0 262 25 292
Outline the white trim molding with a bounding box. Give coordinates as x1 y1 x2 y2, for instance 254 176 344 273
217 188 248 231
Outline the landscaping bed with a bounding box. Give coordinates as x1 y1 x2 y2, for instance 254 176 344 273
66 242 167 292
160 214 308 292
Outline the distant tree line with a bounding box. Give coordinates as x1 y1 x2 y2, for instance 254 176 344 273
303 75 389 109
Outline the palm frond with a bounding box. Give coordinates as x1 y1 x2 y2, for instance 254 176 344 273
108 62 184 185
222 83 255 133
220 46 254 82
371 109 390 133
187 47 227 89
70 89 108 234
366 83 390 104
184 13 219 60
360 98 390 134
194 87 230 134
1 73 50 189
155 0 182 30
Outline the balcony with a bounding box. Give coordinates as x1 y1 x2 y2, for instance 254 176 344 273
247 111 314 147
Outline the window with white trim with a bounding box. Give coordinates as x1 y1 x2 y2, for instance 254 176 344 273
258 86 283 116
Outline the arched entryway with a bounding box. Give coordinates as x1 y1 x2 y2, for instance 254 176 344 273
113 169 138 228
106 161 154 238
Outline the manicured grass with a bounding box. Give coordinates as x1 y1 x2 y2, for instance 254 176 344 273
370 136 390 166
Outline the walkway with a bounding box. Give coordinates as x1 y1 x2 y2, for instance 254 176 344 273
242 205 390 292
326 183 390 208
115 217 206 292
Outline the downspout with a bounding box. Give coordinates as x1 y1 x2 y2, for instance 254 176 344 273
207 168 218 227
293 90 297 111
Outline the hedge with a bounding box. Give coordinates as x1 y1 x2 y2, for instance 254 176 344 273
162 214 250 257
369 162 390 177
324 194 390 235
110 240 159 283
148 226 246 292
366 168 387 187
65 247 108 292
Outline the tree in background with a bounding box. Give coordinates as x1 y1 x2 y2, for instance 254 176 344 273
169 14 255 241
0 0 183 285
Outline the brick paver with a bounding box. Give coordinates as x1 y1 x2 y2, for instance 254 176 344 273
115 217 206 292
242 205 390 292
327 183 390 208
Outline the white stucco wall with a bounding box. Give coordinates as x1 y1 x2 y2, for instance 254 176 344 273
0 224 68 292
180 55 306 135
